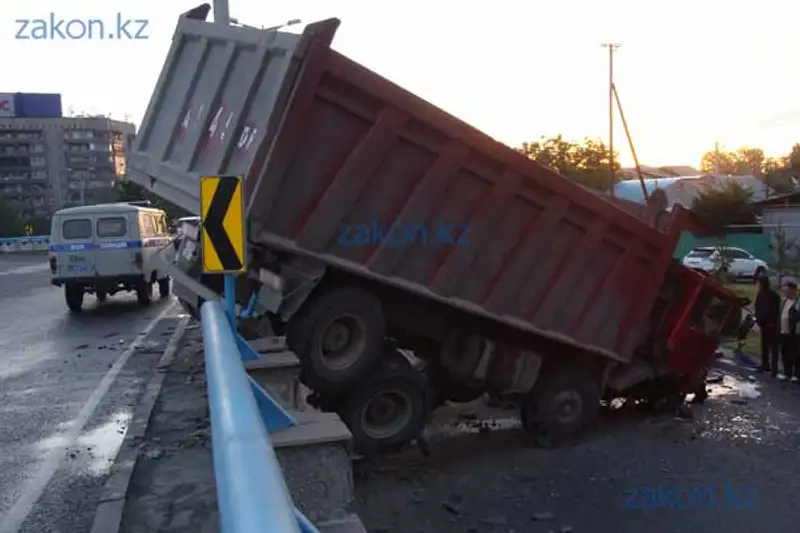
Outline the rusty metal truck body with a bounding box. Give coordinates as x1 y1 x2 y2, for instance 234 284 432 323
128 12 742 450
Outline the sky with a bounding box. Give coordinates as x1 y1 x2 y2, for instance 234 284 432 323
3 0 800 168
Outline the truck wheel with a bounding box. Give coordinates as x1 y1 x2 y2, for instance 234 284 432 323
65 284 84 313
521 365 602 448
339 355 432 455
136 281 153 306
287 287 385 393
158 278 171 299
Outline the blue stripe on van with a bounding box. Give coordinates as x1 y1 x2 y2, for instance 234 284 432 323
49 238 172 252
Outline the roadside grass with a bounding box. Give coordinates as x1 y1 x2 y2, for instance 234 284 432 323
723 282 759 356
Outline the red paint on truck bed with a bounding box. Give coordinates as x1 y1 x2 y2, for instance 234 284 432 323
129 18 703 363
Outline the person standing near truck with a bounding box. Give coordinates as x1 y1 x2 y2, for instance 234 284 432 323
777 279 799 381
755 275 780 374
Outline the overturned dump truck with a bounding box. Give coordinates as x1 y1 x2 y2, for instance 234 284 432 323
129 9 747 453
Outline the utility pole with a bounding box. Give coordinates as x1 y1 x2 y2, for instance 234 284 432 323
601 43 621 193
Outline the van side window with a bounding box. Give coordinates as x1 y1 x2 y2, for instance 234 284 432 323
141 215 156 238
63 219 92 240
97 217 127 238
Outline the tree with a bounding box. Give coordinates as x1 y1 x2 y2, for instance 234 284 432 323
114 181 189 222
24 216 51 236
789 143 800 170
0 199 25 238
699 150 738 174
769 222 799 284
518 135 619 191
690 180 757 233
700 146 768 175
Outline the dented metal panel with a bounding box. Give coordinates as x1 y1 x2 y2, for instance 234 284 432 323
130 16 697 362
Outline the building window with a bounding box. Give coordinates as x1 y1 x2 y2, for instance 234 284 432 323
30 157 46 167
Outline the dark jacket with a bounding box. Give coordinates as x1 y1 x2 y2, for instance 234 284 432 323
778 297 800 335
755 287 780 327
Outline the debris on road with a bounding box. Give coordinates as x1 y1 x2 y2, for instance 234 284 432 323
738 381 761 400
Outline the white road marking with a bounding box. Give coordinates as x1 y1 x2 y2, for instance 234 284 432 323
0 264 50 276
0 301 177 533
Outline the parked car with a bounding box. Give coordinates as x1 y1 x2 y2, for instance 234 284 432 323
681 246 768 280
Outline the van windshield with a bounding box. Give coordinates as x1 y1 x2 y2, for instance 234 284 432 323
97 217 127 238
62 219 91 240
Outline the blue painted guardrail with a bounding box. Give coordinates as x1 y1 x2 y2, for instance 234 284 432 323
200 282 321 533
0 235 50 252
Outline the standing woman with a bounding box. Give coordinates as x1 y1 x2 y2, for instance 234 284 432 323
778 279 799 381
755 274 780 374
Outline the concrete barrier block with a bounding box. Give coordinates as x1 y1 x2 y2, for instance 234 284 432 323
272 411 354 523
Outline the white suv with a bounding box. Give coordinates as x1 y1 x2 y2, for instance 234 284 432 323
682 246 768 280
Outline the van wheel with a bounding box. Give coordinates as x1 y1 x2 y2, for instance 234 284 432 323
158 278 171 299
520 364 602 448
339 355 432 455
96 291 107 303
65 284 84 313
136 281 153 306
287 286 385 394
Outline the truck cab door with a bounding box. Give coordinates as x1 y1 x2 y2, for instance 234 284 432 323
667 286 733 375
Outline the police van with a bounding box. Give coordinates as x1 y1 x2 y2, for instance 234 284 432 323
49 202 173 312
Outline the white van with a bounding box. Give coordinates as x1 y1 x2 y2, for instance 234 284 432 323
49 202 173 312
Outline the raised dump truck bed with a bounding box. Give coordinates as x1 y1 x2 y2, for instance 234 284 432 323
129 15 702 364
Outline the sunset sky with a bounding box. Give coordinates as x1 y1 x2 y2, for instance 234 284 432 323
4 0 800 168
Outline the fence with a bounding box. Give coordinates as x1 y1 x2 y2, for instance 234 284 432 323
673 232 772 262
0 235 50 253
200 277 321 533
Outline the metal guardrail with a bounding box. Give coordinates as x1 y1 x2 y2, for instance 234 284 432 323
200 299 319 533
0 235 50 252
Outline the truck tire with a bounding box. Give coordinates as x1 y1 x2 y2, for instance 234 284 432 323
520 364 602 448
136 281 153 306
287 287 385 393
339 354 432 455
65 284 84 313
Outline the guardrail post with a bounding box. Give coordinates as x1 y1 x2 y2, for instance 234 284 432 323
224 274 237 324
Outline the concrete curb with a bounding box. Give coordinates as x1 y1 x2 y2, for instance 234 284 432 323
89 315 191 533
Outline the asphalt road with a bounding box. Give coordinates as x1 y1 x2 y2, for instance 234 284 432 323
0 254 181 533
354 357 800 533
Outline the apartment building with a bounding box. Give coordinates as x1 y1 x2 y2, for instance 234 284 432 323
0 116 136 219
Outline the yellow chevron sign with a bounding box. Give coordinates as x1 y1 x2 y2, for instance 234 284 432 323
199 175 246 273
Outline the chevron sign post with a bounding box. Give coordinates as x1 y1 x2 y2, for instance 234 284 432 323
200 176 247 322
